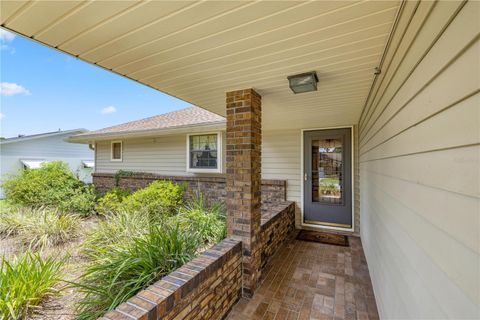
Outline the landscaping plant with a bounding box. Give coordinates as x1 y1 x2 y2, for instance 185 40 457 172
82 210 150 249
173 193 226 246
0 252 64 319
119 180 185 218
74 224 200 320
1 161 95 216
0 208 80 250
95 187 132 216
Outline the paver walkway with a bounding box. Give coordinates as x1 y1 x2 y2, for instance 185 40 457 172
227 234 379 320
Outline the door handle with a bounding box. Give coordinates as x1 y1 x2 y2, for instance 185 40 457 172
304 173 308 181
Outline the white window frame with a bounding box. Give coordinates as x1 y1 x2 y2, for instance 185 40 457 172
186 132 222 173
110 141 123 162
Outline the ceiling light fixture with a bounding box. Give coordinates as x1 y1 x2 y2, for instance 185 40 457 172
287 71 318 94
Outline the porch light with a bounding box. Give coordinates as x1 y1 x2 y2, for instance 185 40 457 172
287 71 318 94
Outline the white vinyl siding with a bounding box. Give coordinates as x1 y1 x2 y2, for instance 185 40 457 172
358 1 479 319
262 129 302 225
96 135 196 176
95 132 227 176
0 134 92 158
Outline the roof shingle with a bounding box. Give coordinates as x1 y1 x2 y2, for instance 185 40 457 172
77 106 225 137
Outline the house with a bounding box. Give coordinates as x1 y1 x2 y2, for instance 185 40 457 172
2 1 478 319
0 129 94 197
69 106 226 177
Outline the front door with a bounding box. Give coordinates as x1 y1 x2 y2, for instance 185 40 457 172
303 128 352 228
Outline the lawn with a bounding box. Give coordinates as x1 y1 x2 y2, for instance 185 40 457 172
0 162 225 320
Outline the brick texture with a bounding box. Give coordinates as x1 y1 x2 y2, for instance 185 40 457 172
227 236 379 320
99 202 296 320
92 173 286 206
260 202 296 270
102 239 242 320
225 88 262 298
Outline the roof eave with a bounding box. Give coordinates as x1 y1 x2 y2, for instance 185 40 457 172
67 121 226 144
0 129 88 145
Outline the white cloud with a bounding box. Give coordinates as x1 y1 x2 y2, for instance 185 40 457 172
0 82 30 96
0 29 16 53
0 44 15 54
0 112 4 120
0 29 15 42
100 106 116 114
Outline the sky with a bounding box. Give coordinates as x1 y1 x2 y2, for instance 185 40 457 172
0 28 191 139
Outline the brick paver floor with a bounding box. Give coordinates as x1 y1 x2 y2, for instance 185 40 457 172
227 233 379 320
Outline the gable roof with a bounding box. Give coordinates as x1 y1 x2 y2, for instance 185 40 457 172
0 129 87 145
70 106 225 142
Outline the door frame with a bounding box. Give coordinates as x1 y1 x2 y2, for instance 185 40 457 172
300 125 355 232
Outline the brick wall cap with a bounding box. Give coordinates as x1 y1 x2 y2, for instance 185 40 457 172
103 238 242 319
92 172 286 187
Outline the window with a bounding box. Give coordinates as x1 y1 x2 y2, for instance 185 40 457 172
187 133 222 173
82 160 94 169
111 141 122 161
20 159 46 169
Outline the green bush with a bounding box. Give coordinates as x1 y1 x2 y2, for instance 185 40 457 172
74 224 200 320
173 193 226 246
95 187 132 216
1 161 96 216
120 180 185 218
0 251 64 319
0 208 80 250
59 185 96 216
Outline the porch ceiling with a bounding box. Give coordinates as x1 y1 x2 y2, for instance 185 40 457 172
1 1 400 130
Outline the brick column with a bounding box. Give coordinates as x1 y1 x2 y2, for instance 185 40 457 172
226 88 262 298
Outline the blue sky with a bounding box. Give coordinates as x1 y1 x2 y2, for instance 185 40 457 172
0 28 190 138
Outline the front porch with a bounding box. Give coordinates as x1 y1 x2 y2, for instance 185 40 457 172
228 234 377 320
3 1 477 318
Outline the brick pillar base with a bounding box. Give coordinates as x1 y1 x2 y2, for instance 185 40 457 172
226 88 262 298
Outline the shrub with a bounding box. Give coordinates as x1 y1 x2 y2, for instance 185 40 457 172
74 224 200 320
0 252 64 319
0 208 80 250
59 185 96 217
173 193 226 246
83 210 150 250
95 187 132 216
120 180 185 218
1 161 96 216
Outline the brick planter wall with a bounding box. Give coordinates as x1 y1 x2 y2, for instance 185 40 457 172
92 172 286 204
260 201 296 270
99 202 296 320
100 238 242 320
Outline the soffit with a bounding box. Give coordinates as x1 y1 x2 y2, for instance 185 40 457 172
1 0 401 130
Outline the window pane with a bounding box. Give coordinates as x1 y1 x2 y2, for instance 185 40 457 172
208 135 217 150
112 143 121 159
199 136 207 147
190 134 218 169
189 134 218 169
312 138 343 204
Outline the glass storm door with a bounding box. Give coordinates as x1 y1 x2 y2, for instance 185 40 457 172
303 128 352 228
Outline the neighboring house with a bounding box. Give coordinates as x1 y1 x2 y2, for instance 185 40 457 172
0 129 94 197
